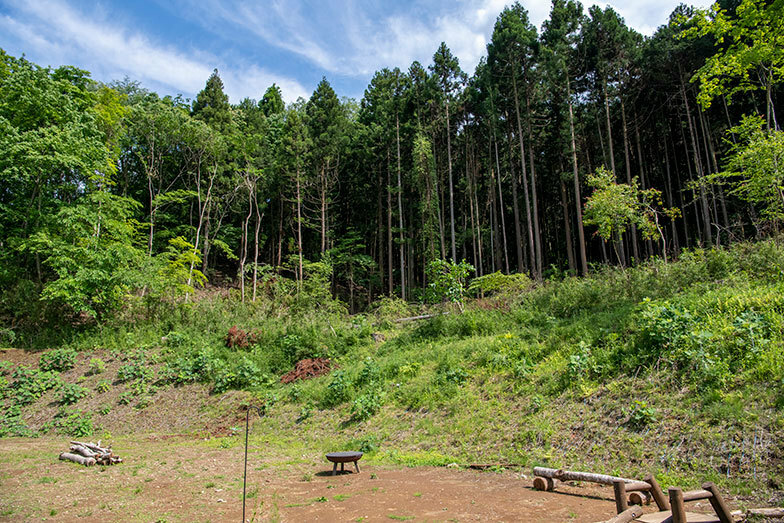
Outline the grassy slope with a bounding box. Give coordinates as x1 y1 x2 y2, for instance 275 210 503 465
1 241 784 505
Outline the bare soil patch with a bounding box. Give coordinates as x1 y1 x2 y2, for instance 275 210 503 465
0 435 628 522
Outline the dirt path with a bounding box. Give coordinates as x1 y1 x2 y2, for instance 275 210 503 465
0 436 620 522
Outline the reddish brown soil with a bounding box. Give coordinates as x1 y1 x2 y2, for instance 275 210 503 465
0 436 626 522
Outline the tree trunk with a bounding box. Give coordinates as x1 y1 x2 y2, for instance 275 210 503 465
620 96 639 261
446 101 456 261
296 170 304 291
680 72 712 244
560 173 576 273
567 76 589 275
396 111 405 300
525 86 543 280
511 75 536 277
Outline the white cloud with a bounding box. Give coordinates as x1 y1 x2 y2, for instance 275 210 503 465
0 0 308 103
171 0 712 81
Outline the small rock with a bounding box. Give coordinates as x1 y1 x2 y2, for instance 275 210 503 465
217 499 226 503
446 462 459 469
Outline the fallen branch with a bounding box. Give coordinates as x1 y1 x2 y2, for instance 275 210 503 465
394 312 449 322
61 441 122 466
59 452 95 466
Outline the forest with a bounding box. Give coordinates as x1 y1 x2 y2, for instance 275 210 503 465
0 0 782 333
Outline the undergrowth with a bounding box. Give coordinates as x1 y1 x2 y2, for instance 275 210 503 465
1 241 784 499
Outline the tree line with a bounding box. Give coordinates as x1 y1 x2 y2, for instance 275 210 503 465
0 0 782 322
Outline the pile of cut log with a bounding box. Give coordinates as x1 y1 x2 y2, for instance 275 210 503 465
58 440 123 467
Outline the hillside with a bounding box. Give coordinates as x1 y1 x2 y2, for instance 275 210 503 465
1 241 784 510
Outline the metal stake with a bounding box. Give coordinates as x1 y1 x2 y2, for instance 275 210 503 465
242 405 265 523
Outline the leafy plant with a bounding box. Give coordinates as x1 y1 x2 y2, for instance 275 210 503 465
426 259 475 310
350 390 383 421
39 348 77 372
87 358 105 375
58 383 88 405
625 400 657 430
321 370 352 408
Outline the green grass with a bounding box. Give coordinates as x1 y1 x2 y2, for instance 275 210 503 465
3 241 784 502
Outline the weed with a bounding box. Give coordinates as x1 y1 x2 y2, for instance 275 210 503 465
58 383 88 405
87 358 105 375
39 348 76 372
95 379 111 393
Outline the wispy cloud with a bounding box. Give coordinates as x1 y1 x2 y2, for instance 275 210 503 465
167 0 710 79
0 0 308 102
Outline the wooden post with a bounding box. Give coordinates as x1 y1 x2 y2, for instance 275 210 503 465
703 483 733 523
613 480 629 514
644 473 670 511
669 487 687 523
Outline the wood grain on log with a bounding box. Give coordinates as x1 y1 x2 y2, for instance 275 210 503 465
59 452 96 466
747 508 784 517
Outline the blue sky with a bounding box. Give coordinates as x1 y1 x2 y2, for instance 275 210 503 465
0 0 711 104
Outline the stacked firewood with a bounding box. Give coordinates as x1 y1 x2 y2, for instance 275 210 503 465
58 440 123 467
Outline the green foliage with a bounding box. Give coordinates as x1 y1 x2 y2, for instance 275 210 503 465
624 400 657 430
680 0 784 111
39 348 77 372
23 192 147 320
9 366 61 405
321 370 352 408
87 358 105 375
350 390 383 421
95 379 111 393
58 383 88 405
584 167 678 262
48 408 93 437
117 360 153 383
426 259 475 309
468 271 532 298
713 116 784 224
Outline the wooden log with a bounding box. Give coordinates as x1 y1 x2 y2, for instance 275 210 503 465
628 491 650 506
545 477 557 492
669 487 688 523
613 480 629 513
702 483 733 523
644 474 670 511
533 467 638 486
747 508 784 517
533 476 548 491
606 505 643 523
69 444 97 458
59 452 95 466
394 312 449 322
624 481 652 492
681 489 711 502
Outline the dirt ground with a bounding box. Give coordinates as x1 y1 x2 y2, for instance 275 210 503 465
0 435 629 522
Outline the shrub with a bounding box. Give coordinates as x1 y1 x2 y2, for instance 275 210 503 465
117 361 153 383
350 390 383 421
58 383 88 405
355 357 380 388
321 370 351 408
39 348 77 372
468 271 532 298
87 358 105 375
10 366 61 405
49 409 93 437
625 400 657 431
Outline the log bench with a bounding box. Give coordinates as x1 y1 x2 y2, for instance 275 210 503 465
326 451 363 475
